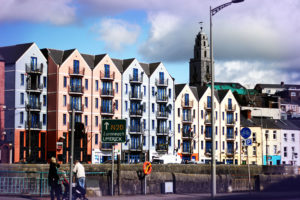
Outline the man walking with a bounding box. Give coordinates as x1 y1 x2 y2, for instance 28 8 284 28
73 160 86 188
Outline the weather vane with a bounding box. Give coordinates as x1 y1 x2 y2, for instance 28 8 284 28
199 22 203 31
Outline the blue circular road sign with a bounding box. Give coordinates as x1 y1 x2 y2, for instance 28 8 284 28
241 127 251 139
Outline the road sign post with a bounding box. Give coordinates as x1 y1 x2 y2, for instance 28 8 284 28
101 119 126 196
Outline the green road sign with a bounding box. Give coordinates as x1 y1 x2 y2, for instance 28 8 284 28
101 119 126 143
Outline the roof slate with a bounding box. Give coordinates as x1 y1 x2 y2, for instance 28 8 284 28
175 84 186 98
0 43 34 64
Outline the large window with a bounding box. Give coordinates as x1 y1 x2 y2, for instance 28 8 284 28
73 60 79 73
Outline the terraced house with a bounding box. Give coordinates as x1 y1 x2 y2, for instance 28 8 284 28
0 43 48 163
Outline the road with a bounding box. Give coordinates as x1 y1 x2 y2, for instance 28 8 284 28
0 192 299 200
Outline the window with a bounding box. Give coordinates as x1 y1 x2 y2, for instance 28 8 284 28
115 100 118 110
169 139 172 147
178 140 181 149
95 98 98 108
152 136 155 147
169 89 171 98
235 128 238 136
143 119 146 129
216 141 218 150
273 131 276 139
20 112 24 124
43 114 46 125
215 111 217 120
64 77 67 88
115 83 118 93
84 115 88 126
125 84 128 94
236 142 238 150
216 126 218 135
152 87 155 96
20 93 24 104
95 116 98 126
95 134 98 145
284 147 287 157
169 121 172 130
284 133 287 141
178 124 180 132
273 145 277 154
43 77 47 88
152 103 154 113
253 146 257 156
95 80 99 91
193 125 196 134
253 132 256 143
291 92 296 96
201 125 203 134
152 120 155 130
144 86 146 96
201 110 203 119
73 60 79 73
63 114 66 125
222 141 224 150
143 136 146 146
201 141 203 150
222 112 224 120
292 134 295 142
85 97 88 108
125 101 128 111
235 113 238 121
43 95 47 106
193 109 195 118
266 145 269 154
63 95 67 107
85 79 88 90
222 127 224 135
21 74 24 85
178 108 180 117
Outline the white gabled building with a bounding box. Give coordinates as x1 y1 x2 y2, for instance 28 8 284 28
217 90 241 165
174 84 199 162
145 62 174 161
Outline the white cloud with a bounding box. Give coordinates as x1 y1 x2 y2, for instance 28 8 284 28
0 0 75 25
93 18 141 51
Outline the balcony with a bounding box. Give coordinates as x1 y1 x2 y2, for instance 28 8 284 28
26 84 43 93
181 100 193 108
182 131 193 139
204 118 212 125
26 101 41 111
129 74 143 84
204 131 212 140
182 146 193 154
156 143 168 152
25 63 43 74
101 143 113 150
129 91 143 100
100 89 114 98
226 149 234 157
156 127 169 136
129 126 143 134
182 115 192 123
68 85 84 95
129 143 143 151
68 104 84 113
205 149 212 157
156 94 168 103
156 111 169 119
129 109 143 117
226 120 236 126
25 121 42 130
155 78 168 87
204 102 212 110
69 67 85 77
100 71 115 81
225 104 236 112
100 106 115 116
226 133 235 141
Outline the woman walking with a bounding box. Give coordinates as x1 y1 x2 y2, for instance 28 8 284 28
48 157 60 200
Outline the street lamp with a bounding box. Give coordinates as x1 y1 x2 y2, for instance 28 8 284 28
210 0 244 198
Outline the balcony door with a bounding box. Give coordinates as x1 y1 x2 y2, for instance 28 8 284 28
104 64 110 78
131 135 140 149
159 72 164 84
31 57 37 69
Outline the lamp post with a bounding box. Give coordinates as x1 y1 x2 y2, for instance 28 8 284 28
210 0 244 198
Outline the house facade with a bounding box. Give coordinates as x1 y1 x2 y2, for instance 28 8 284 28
0 43 48 163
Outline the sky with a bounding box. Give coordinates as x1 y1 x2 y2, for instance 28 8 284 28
0 0 300 88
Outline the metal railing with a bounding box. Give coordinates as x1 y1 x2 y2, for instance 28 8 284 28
25 63 43 74
100 71 115 80
129 74 143 83
69 67 85 76
26 84 43 92
155 78 168 87
0 170 106 197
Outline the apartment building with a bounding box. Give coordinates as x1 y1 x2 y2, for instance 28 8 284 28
0 43 48 163
175 84 199 161
81 53 122 163
42 48 92 163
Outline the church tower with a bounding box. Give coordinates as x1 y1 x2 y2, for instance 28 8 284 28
189 26 211 87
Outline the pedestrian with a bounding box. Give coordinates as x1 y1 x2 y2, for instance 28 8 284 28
48 157 60 200
73 160 86 188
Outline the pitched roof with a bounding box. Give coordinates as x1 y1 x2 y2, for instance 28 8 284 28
139 62 150 76
215 82 246 89
0 54 4 61
111 58 124 73
240 115 259 127
255 83 300 90
41 48 64 65
217 90 229 102
195 85 208 99
190 86 199 101
252 118 279 129
149 62 161 75
62 49 76 63
81 53 95 69
274 120 300 130
289 120 300 129
0 43 34 64
95 54 106 66
175 84 186 98
123 58 135 72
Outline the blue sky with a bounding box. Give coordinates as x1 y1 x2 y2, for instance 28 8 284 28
1 0 300 87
